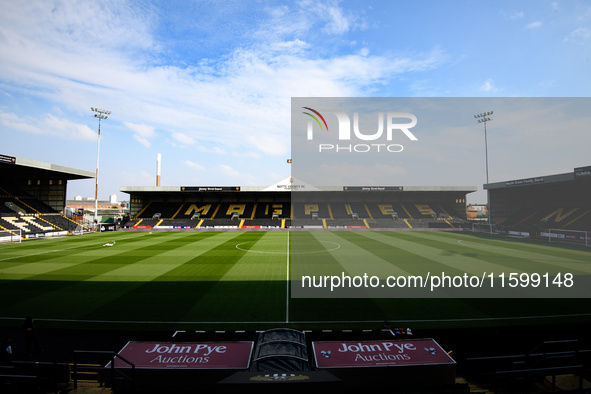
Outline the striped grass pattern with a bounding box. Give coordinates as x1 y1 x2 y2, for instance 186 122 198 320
0 231 589 329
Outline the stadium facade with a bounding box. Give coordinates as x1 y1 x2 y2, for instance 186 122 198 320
120 177 476 230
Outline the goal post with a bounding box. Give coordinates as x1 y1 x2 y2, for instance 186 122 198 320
0 229 22 243
547 229 589 247
472 223 497 234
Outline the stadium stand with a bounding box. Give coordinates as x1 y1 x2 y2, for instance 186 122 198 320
0 154 478 233
0 155 96 239
0 183 87 236
487 166 591 235
252 202 290 220
120 182 475 231
292 202 331 220
0 183 58 214
134 201 182 219
464 338 591 393
495 205 591 233
119 200 470 230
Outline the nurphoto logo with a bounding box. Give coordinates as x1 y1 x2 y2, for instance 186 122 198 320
302 107 418 153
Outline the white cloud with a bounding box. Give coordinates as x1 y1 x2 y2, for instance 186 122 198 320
219 164 240 177
172 132 195 145
0 0 451 193
232 151 261 159
255 0 363 43
0 110 96 141
124 122 156 148
319 2 353 35
480 79 496 92
124 122 156 138
0 111 42 134
525 21 543 30
564 27 591 43
248 135 287 156
0 0 449 160
185 160 205 171
198 145 227 155
132 134 151 148
0 1 154 55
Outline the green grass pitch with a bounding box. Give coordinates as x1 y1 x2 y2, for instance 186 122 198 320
0 230 590 331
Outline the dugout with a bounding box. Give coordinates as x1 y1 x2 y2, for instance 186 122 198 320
485 166 591 232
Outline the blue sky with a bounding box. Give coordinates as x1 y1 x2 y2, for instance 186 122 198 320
1 0 590 203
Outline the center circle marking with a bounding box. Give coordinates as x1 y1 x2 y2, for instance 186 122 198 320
235 240 341 254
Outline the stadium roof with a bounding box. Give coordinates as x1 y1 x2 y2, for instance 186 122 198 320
484 165 591 190
0 153 95 180
120 176 477 194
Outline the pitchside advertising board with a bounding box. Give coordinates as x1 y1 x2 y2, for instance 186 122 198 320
290 97 591 300
312 339 455 369
108 341 254 369
311 339 457 389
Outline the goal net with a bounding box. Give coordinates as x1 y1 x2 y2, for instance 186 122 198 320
472 223 497 234
0 229 22 243
547 229 589 247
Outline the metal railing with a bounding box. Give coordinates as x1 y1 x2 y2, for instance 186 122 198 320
72 350 135 392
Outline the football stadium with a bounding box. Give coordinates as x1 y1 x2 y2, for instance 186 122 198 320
0 153 590 393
